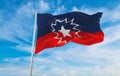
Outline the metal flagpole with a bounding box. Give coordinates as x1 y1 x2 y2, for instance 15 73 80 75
30 10 37 76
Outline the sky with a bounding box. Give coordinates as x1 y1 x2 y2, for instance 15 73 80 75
0 0 120 76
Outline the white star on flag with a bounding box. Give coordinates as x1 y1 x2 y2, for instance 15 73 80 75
59 26 71 37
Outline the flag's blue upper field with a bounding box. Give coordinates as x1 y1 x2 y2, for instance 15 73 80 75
37 12 103 38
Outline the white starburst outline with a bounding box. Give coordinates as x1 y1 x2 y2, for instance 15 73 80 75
50 18 82 44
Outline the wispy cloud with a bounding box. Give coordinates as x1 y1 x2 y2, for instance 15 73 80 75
0 2 34 44
0 65 30 76
53 5 66 15
102 5 120 22
0 1 50 52
32 45 120 76
37 0 50 13
101 24 120 45
1 64 119 76
11 44 32 53
1 43 120 76
0 0 50 43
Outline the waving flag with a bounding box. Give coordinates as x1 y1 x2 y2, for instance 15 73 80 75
35 12 104 54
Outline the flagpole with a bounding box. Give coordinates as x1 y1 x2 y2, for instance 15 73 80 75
30 10 37 76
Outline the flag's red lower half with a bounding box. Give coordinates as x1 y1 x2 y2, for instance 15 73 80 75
35 31 104 54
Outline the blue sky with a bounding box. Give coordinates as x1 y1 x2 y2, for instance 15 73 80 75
0 0 120 76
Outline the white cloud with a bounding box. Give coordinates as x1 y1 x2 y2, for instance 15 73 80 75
32 45 120 76
72 6 99 14
1 65 119 76
1 43 120 76
102 24 120 45
11 44 32 53
0 66 29 76
0 1 50 52
34 66 120 76
72 6 79 11
38 0 50 13
102 5 120 22
53 5 66 15
0 2 34 44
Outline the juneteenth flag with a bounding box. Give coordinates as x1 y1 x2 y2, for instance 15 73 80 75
35 11 104 54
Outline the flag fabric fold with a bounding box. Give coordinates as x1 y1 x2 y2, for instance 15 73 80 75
35 11 104 54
